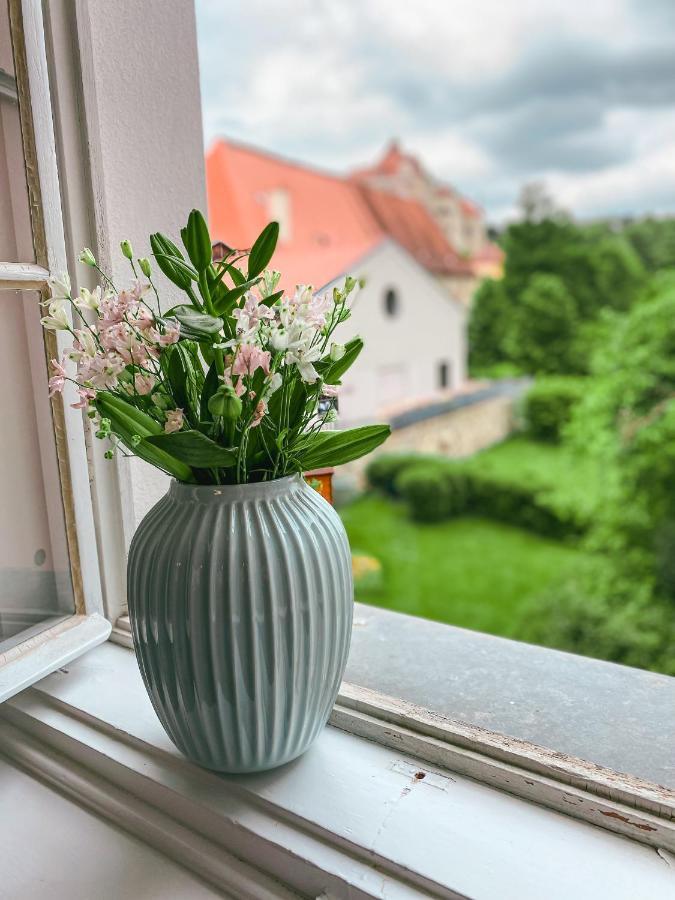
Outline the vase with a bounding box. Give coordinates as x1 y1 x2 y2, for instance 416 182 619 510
127 474 353 773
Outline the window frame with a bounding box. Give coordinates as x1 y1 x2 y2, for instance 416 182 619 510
0 0 109 701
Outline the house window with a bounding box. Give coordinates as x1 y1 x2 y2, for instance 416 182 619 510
438 360 450 389
384 287 398 317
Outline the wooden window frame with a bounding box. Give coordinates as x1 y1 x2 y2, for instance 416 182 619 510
0 0 110 701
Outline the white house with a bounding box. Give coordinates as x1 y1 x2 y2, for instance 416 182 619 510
206 138 468 427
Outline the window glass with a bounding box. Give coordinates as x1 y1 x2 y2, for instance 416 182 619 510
383 288 398 317
0 3 35 263
0 291 74 653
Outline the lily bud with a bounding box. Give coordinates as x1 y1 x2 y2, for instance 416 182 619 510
138 257 152 278
208 386 242 420
120 239 133 260
78 247 96 267
329 342 346 362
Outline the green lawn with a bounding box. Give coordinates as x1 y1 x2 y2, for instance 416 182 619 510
340 494 589 638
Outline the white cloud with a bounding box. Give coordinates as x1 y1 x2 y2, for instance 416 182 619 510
196 0 675 222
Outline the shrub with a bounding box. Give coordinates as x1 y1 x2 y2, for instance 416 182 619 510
523 377 586 442
517 559 675 676
396 462 469 522
365 452 440 497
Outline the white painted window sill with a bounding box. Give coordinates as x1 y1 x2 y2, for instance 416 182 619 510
1 642 674 899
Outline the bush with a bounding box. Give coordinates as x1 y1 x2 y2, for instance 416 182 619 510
517 559 675 675
365 452 440 497
523 377 586 442
396 463 469 522
369 452 585 537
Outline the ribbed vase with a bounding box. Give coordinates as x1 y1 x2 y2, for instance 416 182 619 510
127 474 353 773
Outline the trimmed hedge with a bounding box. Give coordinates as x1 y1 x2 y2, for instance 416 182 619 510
369 452 585 537
365 452 442 498
522 376 586 442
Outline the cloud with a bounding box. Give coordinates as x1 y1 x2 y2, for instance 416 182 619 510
195 0 675 222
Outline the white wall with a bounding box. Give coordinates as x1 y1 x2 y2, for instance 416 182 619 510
61 1 207 531
328 242 467 427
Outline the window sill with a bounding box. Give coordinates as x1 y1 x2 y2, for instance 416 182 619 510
1 641 674 899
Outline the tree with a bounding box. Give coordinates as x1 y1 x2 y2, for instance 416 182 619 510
504 274 579 374
518 181 566 223
468 278 510 372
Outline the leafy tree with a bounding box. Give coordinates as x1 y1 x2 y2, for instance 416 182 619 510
504 274 579 374
623 217 675 272
468 278 510 372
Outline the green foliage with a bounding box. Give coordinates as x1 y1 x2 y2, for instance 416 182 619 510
623 217 675 272
504 274 580 374
396 463 469 522
365 452 441 497
145 430 237 467
369 445 588 538
474 218 647 375
517 558 675 676
247 222 279 277
522 376 586 441
468 278 509 373
296 425 390 470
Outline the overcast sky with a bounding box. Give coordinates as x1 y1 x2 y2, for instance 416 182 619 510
196 0 675 223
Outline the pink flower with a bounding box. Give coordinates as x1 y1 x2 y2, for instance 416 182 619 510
232 343 271 377
164 408 184 433
134 373 156 395
322 384 339 398
251 400 267 428
232 293 275 332
71 387 96 410
158 322 180 346
48 358 67 396
78 353 125 390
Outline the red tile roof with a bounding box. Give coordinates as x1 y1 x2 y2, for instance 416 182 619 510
206 139 472 289
357 185 474 276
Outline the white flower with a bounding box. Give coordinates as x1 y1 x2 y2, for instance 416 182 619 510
48 273 71 300
40 300 70 331
285 345 322 383
329 342 345 361
261 269 281 298
73 328 97 358
264 371 283 397
75 286 103 311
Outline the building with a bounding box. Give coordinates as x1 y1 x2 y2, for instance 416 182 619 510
351 139 504 290
206 138 468 426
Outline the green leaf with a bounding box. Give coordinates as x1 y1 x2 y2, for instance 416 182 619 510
150 233 192 291
260 289 283 307
247 222 279 278
226 264 246 287
200 363 220 422
145 430 237 467
94 392 194 481
321 337 363 384
212 277 262 316
297 425 390 470
154 252 198 283
168 304 224 339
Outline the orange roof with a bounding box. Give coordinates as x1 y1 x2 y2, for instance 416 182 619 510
460 197 482 219
206 139 472 288
358 185 474 276
206 140 381 290
472 241 504 263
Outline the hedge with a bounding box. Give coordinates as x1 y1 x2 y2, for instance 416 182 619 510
522 376 587 442
369 452 586 537
365 452 443 498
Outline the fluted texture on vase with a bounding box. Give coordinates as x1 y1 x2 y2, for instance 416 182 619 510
127 474 353 773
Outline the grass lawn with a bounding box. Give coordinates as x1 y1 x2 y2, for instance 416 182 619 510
339 494 589 638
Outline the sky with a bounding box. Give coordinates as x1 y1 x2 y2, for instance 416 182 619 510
195 0 675 223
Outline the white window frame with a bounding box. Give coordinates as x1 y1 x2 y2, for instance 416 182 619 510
0 0 110 701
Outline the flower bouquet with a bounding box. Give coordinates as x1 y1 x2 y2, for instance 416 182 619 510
42 211 389 773
43 210 389 483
